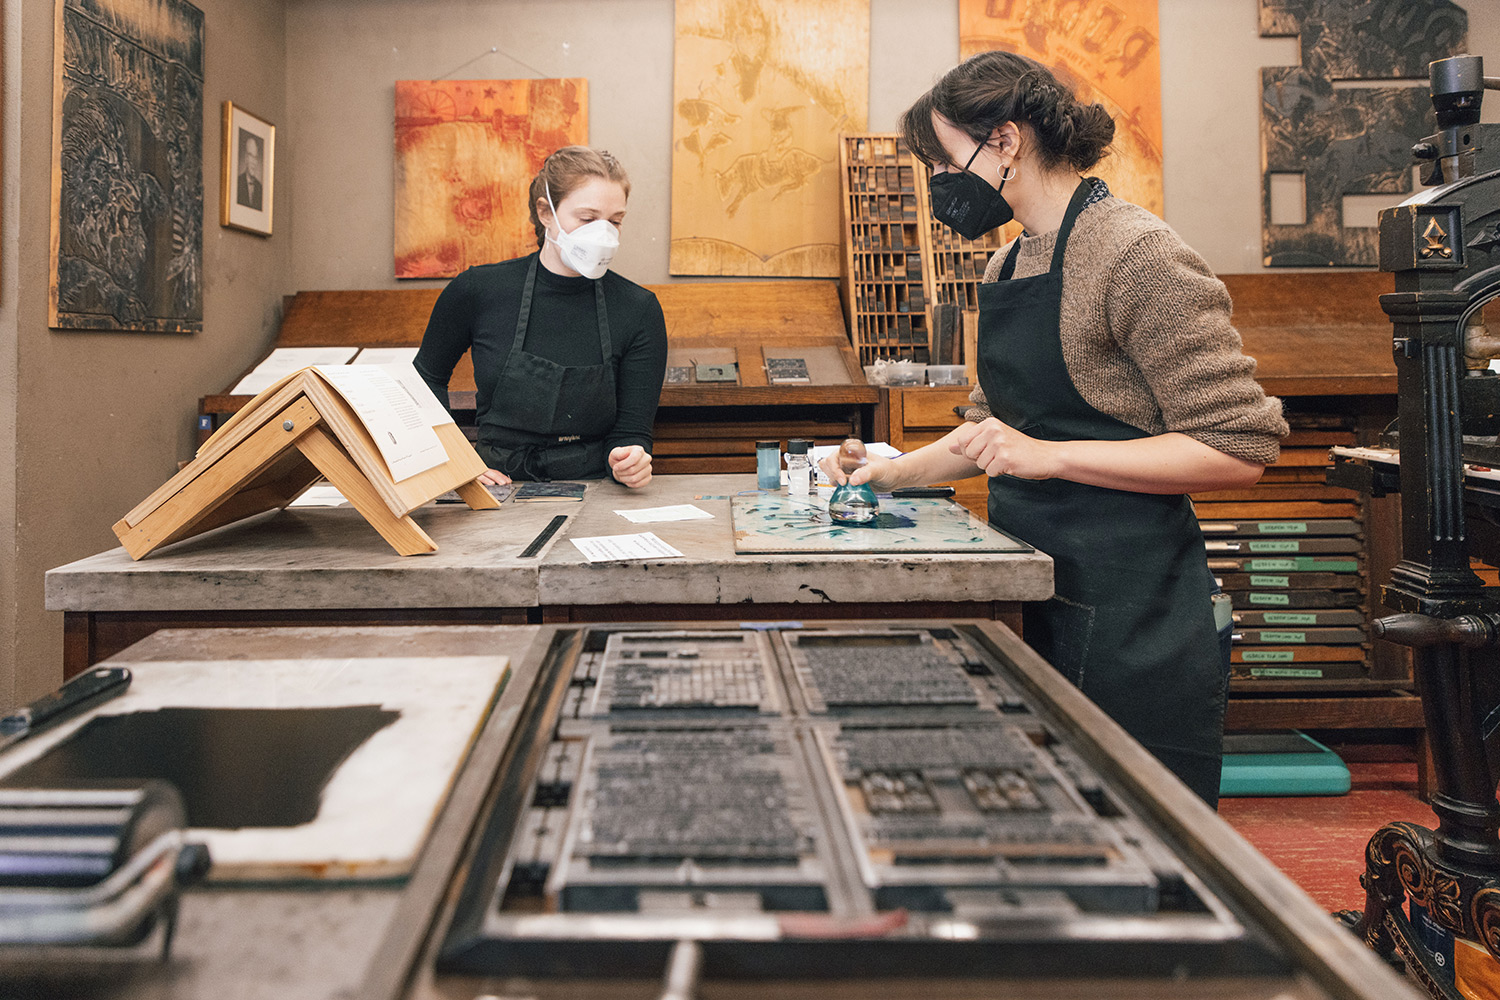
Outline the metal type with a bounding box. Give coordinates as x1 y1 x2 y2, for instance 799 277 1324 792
441 625 1270 980
1326 52 1500 997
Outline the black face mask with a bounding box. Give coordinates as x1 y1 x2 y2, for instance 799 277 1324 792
928 141 1013 241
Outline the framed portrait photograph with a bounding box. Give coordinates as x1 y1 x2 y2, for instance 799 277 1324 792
221 101 275 236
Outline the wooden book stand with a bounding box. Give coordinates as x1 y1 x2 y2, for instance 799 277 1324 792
114 368 498 559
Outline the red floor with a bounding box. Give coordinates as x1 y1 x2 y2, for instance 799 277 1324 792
1219 761 1437 914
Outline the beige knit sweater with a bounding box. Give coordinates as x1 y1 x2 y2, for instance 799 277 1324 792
966 196 1287 465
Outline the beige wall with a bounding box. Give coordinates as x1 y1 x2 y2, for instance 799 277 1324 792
4 0 1500 700
1 3 21 706
2 0 292 701
285 0 1500 288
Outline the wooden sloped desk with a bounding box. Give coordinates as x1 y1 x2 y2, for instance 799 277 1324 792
47 474 1052 676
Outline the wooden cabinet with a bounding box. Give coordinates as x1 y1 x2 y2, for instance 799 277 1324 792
883 385 987 515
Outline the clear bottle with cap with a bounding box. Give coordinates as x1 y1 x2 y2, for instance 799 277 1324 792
785 439 811 497
755 440 781 490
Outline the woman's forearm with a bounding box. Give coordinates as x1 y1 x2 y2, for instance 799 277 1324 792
875 427 985 489
951 419 1265 494
1046 432 1264 494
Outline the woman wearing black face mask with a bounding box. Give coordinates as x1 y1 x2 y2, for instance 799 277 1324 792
821 51 1287 807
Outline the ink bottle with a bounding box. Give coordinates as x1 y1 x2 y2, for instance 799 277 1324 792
756 440 781 490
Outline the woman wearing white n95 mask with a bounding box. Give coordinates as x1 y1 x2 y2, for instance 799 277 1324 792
415 146 667 488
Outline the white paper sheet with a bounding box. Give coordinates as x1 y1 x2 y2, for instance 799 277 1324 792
287 485 349 507
314 365 447 482
352 347 420 366
570 532 685 562
230 347 359 395
613 504 714 523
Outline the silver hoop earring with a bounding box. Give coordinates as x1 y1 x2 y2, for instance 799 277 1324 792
999 164 1018 182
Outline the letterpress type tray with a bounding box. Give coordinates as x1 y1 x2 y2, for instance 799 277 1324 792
730 494 1032 554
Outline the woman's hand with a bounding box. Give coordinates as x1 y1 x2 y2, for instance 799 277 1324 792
949 418 1057 480
476 468 512 486
609 445 653 488
817 444 897 490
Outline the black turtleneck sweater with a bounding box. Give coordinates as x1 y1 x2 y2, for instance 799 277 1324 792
415 252 667 457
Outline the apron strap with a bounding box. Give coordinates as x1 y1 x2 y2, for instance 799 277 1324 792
994 178 1095 282
511 255 613 367
1049 178 1093 272
593 277 611 366
506 256 541 370
996 240 1021 281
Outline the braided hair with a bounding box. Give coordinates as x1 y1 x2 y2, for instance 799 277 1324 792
900 51 1115 172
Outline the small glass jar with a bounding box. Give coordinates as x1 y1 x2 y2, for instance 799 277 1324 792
755 440 780 490
785 439 810 497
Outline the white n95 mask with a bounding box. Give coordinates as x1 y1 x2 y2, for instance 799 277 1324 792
545 182 619 280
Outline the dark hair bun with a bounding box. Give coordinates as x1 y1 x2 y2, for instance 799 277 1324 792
1060 102 1115 170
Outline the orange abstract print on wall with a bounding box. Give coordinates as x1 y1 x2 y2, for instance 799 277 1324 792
394 79 588 279
958 0 1163 222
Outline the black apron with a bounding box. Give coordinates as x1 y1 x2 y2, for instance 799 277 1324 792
979 180 1227 805
479 257 617 481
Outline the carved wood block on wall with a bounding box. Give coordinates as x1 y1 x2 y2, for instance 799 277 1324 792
394 79 588 280
669 0 870 277
1259 0 1468 268
958 0 1163 223
49 0 204 333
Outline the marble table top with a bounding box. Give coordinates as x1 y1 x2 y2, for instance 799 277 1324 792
46 474 1054 612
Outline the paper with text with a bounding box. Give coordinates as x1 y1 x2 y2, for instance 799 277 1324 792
314 365 447 482
570 532 685 562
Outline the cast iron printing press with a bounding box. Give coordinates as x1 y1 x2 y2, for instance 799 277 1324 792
1328 52 1500 999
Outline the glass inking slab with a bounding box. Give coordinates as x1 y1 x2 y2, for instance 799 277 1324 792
730 494 1032 554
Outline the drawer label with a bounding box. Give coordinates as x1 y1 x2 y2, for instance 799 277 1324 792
1243 650 1295 662
1259 631 1307 643
1250 575 1291 587
1248 559 1297 571
1258 522 1308 534
1263 613 1318 624
1249 540 1301 552
1249 593 1291 605
1249 667 1324 678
